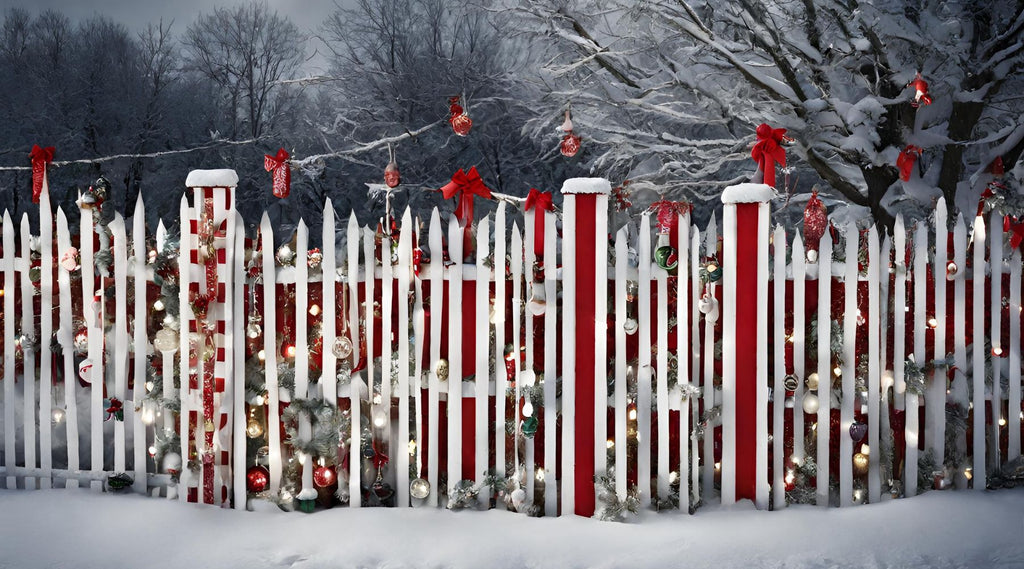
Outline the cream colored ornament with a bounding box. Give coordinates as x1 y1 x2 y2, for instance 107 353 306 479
435 358 449 382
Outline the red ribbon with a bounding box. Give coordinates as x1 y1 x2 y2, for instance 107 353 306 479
440 167 492 227
750 124 787 188
896 145 922 182
524 188 554 256
30 145 55 204
264 148 291 198
649 199 691 245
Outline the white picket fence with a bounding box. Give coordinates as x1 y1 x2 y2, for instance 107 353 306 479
0 173 1019 516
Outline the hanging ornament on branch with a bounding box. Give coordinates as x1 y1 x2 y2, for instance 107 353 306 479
896 145 923 182
264 148 291 198
559 109 581 158
803 191 828 261
30 145 54 204
384 144 400 188
449 95 472 136
908 73 932 107
750 124 788 188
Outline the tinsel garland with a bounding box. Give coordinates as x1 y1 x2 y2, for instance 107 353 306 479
446 479 480 510
594 473 639 522
281 397 349 458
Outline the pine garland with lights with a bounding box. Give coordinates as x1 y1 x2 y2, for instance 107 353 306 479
594 473 639 522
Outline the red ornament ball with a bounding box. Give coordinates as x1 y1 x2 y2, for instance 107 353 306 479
450 113 472 136
803 191 828 253
560 132 581 157
247 465 270 493
313 464 336 488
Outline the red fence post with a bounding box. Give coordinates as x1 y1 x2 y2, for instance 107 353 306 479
721 183 772 508
561 178 610 517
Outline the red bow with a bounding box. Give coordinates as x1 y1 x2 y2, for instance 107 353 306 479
30 145 55 204
751 124 787 188
896 145 923 182
105 397 124 421
440 167 492 227
649 199 691 246
525 188 554 256
909 73 932 107
264 148 291 198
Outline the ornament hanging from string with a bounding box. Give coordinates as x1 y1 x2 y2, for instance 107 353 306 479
559 109 581 158
384 144 400 188
803 191 828 261
264 148 291 198
908 73 932 107
449 95 472 136
30 144 54 204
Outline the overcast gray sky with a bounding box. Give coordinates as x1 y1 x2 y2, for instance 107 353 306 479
0 0 354 71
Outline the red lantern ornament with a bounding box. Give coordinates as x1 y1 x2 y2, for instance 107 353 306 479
313 463 336 488
264 148 291 198
896 145 923 182
559 110 581 157
909 73 932 107
449 96 472 136
803 191 828 255
247 465 270 493
384 144 400 188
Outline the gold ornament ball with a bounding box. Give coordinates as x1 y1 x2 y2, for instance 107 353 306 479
246 415 264 438
435 359 449 382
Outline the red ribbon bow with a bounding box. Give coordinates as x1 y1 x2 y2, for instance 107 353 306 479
896 145 923 182
525 188 554 256
30 145 55 204
264 148 291 198
909 73 932 107
105 397 123 421
440 167 492 227
649 199 691 246
751 124 787 188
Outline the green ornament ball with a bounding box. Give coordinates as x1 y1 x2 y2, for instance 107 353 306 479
653 245 678 271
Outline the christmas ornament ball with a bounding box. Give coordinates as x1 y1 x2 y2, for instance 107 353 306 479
161 451 183 475
806 372 820 391
246 415 264 438
247 465 271 493
521 416 539 438
333 336 354 359
783 374 799 392
853 452 869 474
153 327 179 353
849 420 868 443
801 392 820 414
654 245 679 271
313 464 336 488
623 317 639 335
435 358 450 382
410 477 431 500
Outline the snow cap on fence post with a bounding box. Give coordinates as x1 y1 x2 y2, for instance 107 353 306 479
721 182 773 509
560 177 610 517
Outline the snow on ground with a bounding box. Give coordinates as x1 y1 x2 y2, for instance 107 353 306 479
1 487 1023 569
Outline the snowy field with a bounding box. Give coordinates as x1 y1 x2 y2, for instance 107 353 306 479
0 488 1022 569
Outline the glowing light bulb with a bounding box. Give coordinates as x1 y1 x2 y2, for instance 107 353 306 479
522 401 534 418
309 304 321 317
606 439 615 449
536 468 545 482
148 445 157 456
153 299 165 311
628 408 638 421
257 349 266 362
999 417 1007 427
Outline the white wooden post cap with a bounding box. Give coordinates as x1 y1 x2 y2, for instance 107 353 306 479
721 183 775 204
561 178 611 195
185 169 239 188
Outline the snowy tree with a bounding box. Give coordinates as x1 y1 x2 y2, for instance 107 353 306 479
183 0 307 140
509 0 1024 224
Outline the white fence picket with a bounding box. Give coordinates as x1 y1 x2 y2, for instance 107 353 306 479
772 225 786 509
930 200 949 466
397 208 413 507
839 221 856 507
972 219 986 488
816 231 832 506
595 199 609 495
524 210 537 504
475 215 491 507
689 227 701 507
110 215 129 475
3 211 15 489
867 227 881 503
56 209 79 489
322 201 338 407
894 216 907 411
676 212 689 511
260 214 282 495
231 211 246 508
908 221 928 497
426 210 442 507
561 199 576 514
494 204 508 488
132 198 148 493
39 189 53 489
347 213 363 507
637 215 653 507
952 215 967 490
792 236 806 465
655 231 670 504
509 223 523 497
20 215 37 490
701 216 717 500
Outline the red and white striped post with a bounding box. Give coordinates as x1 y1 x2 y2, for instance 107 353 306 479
560 178 610 517
721 183 772 508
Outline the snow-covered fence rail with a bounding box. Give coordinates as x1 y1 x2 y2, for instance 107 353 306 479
0 171 1020 519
